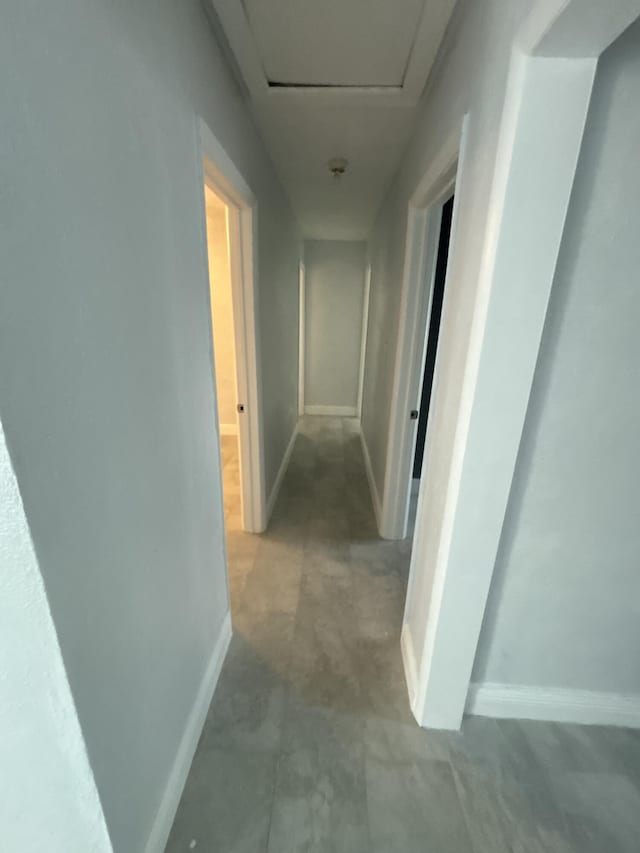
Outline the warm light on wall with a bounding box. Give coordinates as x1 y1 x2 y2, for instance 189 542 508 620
204 186 237 433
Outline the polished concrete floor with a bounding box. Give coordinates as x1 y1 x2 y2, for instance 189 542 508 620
166 417 640 853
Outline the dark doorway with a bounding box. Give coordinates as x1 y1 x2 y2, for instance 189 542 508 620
413 194 454 480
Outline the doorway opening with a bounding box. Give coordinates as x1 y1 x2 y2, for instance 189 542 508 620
398 175 460 717
380 120 467 545
204 185 242 535
377 119 468 720
199 118 266 535
411 194 454 489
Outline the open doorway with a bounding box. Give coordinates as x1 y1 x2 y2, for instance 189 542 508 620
198 118 266 535
379 120 468 545
411 194 454 489
204 186 242 533
396 174 461 716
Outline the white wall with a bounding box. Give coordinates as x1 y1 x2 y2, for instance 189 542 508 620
205 191 237 431
0 1 299 850
304 240 366 412
0 420 112 853
362 0 529 504
473 18 640 696
361 0 528 650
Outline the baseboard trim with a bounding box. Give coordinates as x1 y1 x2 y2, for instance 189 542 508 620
266 422 298 521
360 428 382 531
304 405 358 417
401 623 418 711
219 423 238 436
144 612 232 853
466 682 640 728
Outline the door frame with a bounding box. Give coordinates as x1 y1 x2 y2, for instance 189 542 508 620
398 0 640 731
356 263 372 419
380 116 470 542
297 251 306 416
196 117 266 533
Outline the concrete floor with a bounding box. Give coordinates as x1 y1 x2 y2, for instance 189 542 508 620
166 417 640 853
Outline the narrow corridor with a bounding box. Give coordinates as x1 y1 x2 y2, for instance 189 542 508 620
166 418 640 853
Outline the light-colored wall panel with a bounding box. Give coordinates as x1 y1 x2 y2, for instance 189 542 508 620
474 18 640 697
304 240 366 412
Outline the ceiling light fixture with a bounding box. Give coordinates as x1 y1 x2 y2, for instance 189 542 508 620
328 157 348 179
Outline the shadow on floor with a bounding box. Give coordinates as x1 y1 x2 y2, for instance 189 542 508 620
166 417 640 853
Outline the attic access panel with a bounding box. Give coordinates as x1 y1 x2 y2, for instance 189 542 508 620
242 0 427 88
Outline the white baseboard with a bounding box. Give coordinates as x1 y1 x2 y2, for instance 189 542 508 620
266 422 298 521
401 623 418 710
304 405 358 417
360 428 382 531
144 612 232 853
466 682 640 728
219 423 238 436
342 417 362 434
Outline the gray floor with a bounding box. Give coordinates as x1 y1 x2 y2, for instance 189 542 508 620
166 417 640 853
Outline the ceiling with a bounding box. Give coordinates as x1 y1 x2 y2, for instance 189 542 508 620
208 0 457 240
243 0 427 87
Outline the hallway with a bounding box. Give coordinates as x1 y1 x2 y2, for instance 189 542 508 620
166 419 640 853
6 1 640 849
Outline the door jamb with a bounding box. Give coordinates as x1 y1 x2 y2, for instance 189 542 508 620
380 116 470 541
196 117 266 533
356 263 372 420
298 253 306 416
397 0 640 731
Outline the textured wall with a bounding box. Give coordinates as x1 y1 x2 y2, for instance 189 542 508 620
0 420 112 852
0 0 298 849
